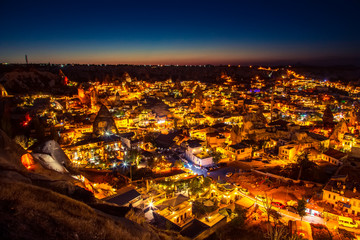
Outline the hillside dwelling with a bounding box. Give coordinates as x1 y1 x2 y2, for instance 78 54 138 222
322 149 347 166
190 126 209 141
105 187 142 207
262 138 277 151
184 140 213 167
115 118 132 128
323 179 360 216
153 194 194 230
206 132 226 148
278 144 298 161
227 143 252 161
63 135 122 167
307 132 330 151
342 133 356 152
93 104 119 136
307 148 322 161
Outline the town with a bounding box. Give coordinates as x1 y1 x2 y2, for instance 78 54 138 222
1 64 360 240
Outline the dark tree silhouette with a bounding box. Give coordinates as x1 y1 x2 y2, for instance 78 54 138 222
296 152 312 180
322 105 334 128
297 198 307 221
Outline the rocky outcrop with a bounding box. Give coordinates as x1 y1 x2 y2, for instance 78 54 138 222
93 104 119 136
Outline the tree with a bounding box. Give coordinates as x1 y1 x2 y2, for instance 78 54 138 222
311 223 332 240
124 148 141 165
265 225 289 240
192 200 207 218
296 152 312 181
14 135 28 149
216 205 248 239
173 159 183 168
189 178 202 197
163 180 176 196
265 223 305 240
263 193 274 223
212 150 222 164
230 205 247 228
296 198 307 221
270 209 282 226
203 177 212 188
322 105 334 128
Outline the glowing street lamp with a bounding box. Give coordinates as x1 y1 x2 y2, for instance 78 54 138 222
148 199 154 210
122 161 132 183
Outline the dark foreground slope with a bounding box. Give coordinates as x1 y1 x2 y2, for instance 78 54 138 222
0 181 143 240
0 129 185 240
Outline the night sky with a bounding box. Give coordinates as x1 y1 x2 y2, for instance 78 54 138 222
1 0 359 65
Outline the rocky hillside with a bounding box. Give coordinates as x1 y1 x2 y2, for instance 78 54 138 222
0 130 185 240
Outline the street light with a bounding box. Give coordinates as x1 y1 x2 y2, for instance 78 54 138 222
148 200 154 210
122 161 132 183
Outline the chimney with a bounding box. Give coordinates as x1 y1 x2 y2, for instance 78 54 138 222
354 187 357 193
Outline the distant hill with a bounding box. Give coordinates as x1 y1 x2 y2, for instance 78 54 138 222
0 69 60 93
0 65 76 95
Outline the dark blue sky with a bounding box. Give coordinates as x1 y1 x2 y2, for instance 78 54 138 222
1 0 359 65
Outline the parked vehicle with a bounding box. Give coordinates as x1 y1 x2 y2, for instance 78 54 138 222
255 195 266 202
286 206 297 213
338 216 358 228
239 187 250 195
271 202 285 209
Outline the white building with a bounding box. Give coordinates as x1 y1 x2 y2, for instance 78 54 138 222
184 140 213 167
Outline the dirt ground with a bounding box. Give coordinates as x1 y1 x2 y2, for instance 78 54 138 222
230 172 316 203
